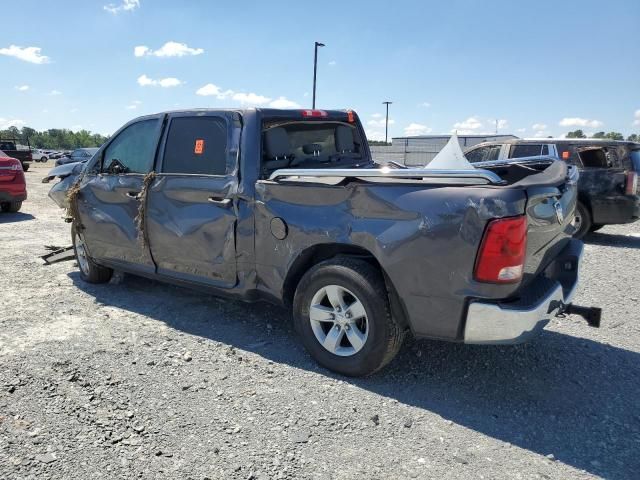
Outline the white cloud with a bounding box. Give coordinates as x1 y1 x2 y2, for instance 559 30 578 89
516 128 526 133
70 125 84 131
104 0 139 14
126 100 142 110
0 118 26 129
328 60 337 66
195 83 234 98
49 89 62 96
534 130 549 138
269 96 300 109
532 123 547 131
303 92 309 97
15 85 29 91
137 74 182 87
559 117 603 128
0 45 50 64
134 46 149 57
232 92 271 106
371 113 383 119
134 41 204 58
404 123 432 136
497 119 508 130
70 108 79 113
368 118 395 128
633 109 640 127
366 130 385 142
453 116 483 131
419 102 431 108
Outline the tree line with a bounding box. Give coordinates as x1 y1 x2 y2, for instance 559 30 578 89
0 126 109 150
566 130 639 142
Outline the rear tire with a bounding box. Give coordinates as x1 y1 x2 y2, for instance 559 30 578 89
590 224 604 233
22 163 30 172
293 257 405 377
573 202 592 239
1 201 22 213
71 227 113 284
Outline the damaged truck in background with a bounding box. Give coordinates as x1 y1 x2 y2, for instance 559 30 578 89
46 108 601 376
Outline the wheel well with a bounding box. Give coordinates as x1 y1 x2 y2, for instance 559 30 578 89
282 244 410 330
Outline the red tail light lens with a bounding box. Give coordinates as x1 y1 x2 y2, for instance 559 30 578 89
474 216 528 284
625 171 638 195
301 110 328 118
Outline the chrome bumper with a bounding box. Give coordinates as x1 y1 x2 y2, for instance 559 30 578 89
464 239 583 345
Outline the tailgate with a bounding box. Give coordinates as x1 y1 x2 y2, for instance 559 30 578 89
521 162 579 282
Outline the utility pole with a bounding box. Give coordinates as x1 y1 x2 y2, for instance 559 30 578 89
495 119 498 134
383 101 393 144
312 42 325 109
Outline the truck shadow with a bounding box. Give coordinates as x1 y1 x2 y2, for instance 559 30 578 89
0 212 35 223
70 272 638 479
585 231 640 249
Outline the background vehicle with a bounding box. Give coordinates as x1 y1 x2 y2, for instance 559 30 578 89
55 147 99 166
0 139 32 171
0 150 27 213
465 139 640 237
49 109 595 376
31 148 49 162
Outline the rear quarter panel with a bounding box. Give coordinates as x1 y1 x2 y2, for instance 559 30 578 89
254 180 527 340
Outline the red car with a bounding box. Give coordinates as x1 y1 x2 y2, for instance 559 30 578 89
0 150 27 213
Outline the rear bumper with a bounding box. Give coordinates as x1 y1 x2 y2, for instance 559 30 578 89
0 190 27 202
591 195 640 225
464 239 583 344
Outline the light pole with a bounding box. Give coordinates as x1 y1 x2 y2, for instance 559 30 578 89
383 101 392 144
312 41 325 109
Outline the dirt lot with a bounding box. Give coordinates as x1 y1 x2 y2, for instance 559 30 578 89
1 162 639 479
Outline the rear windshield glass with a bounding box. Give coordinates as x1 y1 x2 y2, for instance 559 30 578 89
510 144 543 158
261 121 369 175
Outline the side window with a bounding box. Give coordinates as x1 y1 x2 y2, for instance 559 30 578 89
162 116 228 175
541 144 549 155
509 144 543 158
102 119 158 174
466 145 501 163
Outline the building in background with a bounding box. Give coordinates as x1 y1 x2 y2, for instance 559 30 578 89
370 134 518 166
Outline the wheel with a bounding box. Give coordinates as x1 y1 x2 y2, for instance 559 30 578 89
71 227 113 283
590 224 604 233
573 202 592 239
293 258 405 376
22 163 30 172
41 156 48 162
1 201 22 213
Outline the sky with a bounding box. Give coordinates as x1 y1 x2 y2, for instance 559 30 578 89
1 0 639 140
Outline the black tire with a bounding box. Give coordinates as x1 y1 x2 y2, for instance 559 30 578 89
1 201 22 213
71 227 113 284
41 156 48 163
590 224 604 233
293 257 405 377
573 201 592 239
22 163 30 172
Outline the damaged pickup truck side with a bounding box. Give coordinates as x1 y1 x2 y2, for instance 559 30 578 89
48 109 600 376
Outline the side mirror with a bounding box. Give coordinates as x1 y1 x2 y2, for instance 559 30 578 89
107 159 129 175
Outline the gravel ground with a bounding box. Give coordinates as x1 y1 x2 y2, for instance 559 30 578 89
1 162 639 480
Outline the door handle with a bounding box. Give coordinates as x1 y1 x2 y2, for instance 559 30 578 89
208 196 231 207
126 191 141 199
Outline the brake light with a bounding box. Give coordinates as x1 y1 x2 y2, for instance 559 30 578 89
474 216 528 284
625 171 638 195
301 110 328 118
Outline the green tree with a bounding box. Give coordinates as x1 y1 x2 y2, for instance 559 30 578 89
0 126 109 150
604 132 624 141
628 133 639 142
566 129 586 138
592 131 606 139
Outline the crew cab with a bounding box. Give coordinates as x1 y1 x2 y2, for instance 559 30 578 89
465 139 640 237
0 139 32 172
0 150 27 213
48 109 598 376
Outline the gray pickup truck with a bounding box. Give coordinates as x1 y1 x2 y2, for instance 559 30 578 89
48 108 600 376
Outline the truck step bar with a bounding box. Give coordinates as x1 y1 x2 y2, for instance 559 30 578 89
268 168 506 185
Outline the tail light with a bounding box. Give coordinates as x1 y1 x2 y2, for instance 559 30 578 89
0 158 21 171
474 215 528 284
301 110 328 118
625 171 638 195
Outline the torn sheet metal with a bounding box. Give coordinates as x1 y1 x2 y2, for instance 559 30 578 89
41 246 75 265
424 132 475 170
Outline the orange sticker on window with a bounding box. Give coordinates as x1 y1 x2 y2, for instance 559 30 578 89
194 139 205 154
562 151 570 159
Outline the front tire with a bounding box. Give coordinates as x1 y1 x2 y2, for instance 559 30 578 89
293 258 405 376
573 201 592 239
590 224 604 233
72 227 113 283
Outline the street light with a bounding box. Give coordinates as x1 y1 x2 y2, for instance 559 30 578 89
382 101 393 144
312 41 325 109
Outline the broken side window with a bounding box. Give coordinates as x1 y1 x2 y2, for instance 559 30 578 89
578 147 609 168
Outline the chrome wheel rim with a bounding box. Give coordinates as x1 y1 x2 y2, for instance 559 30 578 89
309 285 369 357
75 233 90 275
